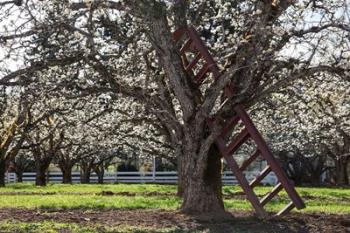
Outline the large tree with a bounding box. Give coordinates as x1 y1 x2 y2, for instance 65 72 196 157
0 88 31 186
1 0 349 214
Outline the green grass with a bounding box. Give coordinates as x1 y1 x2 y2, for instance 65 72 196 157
0 184 348 233
223 185 350 199
0 221 188 233
0 194 180 210
223 186 350 214
0 183 176 194
0 183 349 214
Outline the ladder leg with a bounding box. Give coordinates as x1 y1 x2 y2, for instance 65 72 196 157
224 155 267 217
276 202 295 216
234 105 305 210
216 138 267 217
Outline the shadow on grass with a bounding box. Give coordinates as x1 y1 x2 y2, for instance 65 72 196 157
1 209 349 233
189 213 307 233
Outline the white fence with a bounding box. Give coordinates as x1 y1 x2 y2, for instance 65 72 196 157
5 171 277 185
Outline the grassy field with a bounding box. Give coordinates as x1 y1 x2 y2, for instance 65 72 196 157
0 183 349 213
0 183 349 233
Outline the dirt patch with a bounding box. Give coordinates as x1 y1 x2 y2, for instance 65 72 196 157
98 191 174 197
0 208 196 230
0 208 349 232
0 191 176 197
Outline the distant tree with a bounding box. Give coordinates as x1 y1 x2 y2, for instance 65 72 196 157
254 74 350 185
11 151 35 182
278 150 329 186
322 130 350 186
0 89 31 186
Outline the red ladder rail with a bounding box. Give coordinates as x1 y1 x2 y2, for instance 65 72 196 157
173 26 305 217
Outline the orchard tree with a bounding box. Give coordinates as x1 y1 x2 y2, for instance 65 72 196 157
21 90 75 186
55 143 83 184
25 121 64 186
0 88 30 186
54 106 113 184
82 97 171 184
1 0 350 214
11 150 35 182
253 74 350 185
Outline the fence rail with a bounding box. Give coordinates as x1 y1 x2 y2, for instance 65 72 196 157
5 171 277 185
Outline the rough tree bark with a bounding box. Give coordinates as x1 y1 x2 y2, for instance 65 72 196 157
15 162 24 182
61 165 73 184
176 155 186 197
33 149 52 186
324 130 350 186
80 168 91 184
80 160 94 184
0 158 6 187
142 5 226 214
334 158 350 186
57 156 74 184
35 163 49 186
180 142 224 214
16 172 23 183
93 164 105 184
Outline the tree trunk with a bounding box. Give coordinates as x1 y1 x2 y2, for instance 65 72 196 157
35 160 50 186
96 168 104 184
35 166 47 186
16 171 23 183
0 159 6 187
80 161 92 184
145 9 225 215
177 155 187 197
347 159 350 185
97 173 104 184
334 159 349 186
80 168 91 184
15 164 25 183
180 145 224 215
61 166 72 184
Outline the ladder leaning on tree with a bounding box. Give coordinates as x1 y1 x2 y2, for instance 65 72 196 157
172 26 305 217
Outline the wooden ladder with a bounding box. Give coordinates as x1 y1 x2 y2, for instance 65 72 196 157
173 26 305 217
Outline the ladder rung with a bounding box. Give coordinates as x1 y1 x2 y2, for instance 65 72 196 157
173 27 188 41
234 104 306 210
276 201 295 216
222 154 267 218
180 54 190 68
220 115 240 138
260 182 283 206
194 63 210 83
186 27 221 78
225 128 249 155
180 38 193 54
249 166 272 188
239 149 260 171
186 53 202 72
